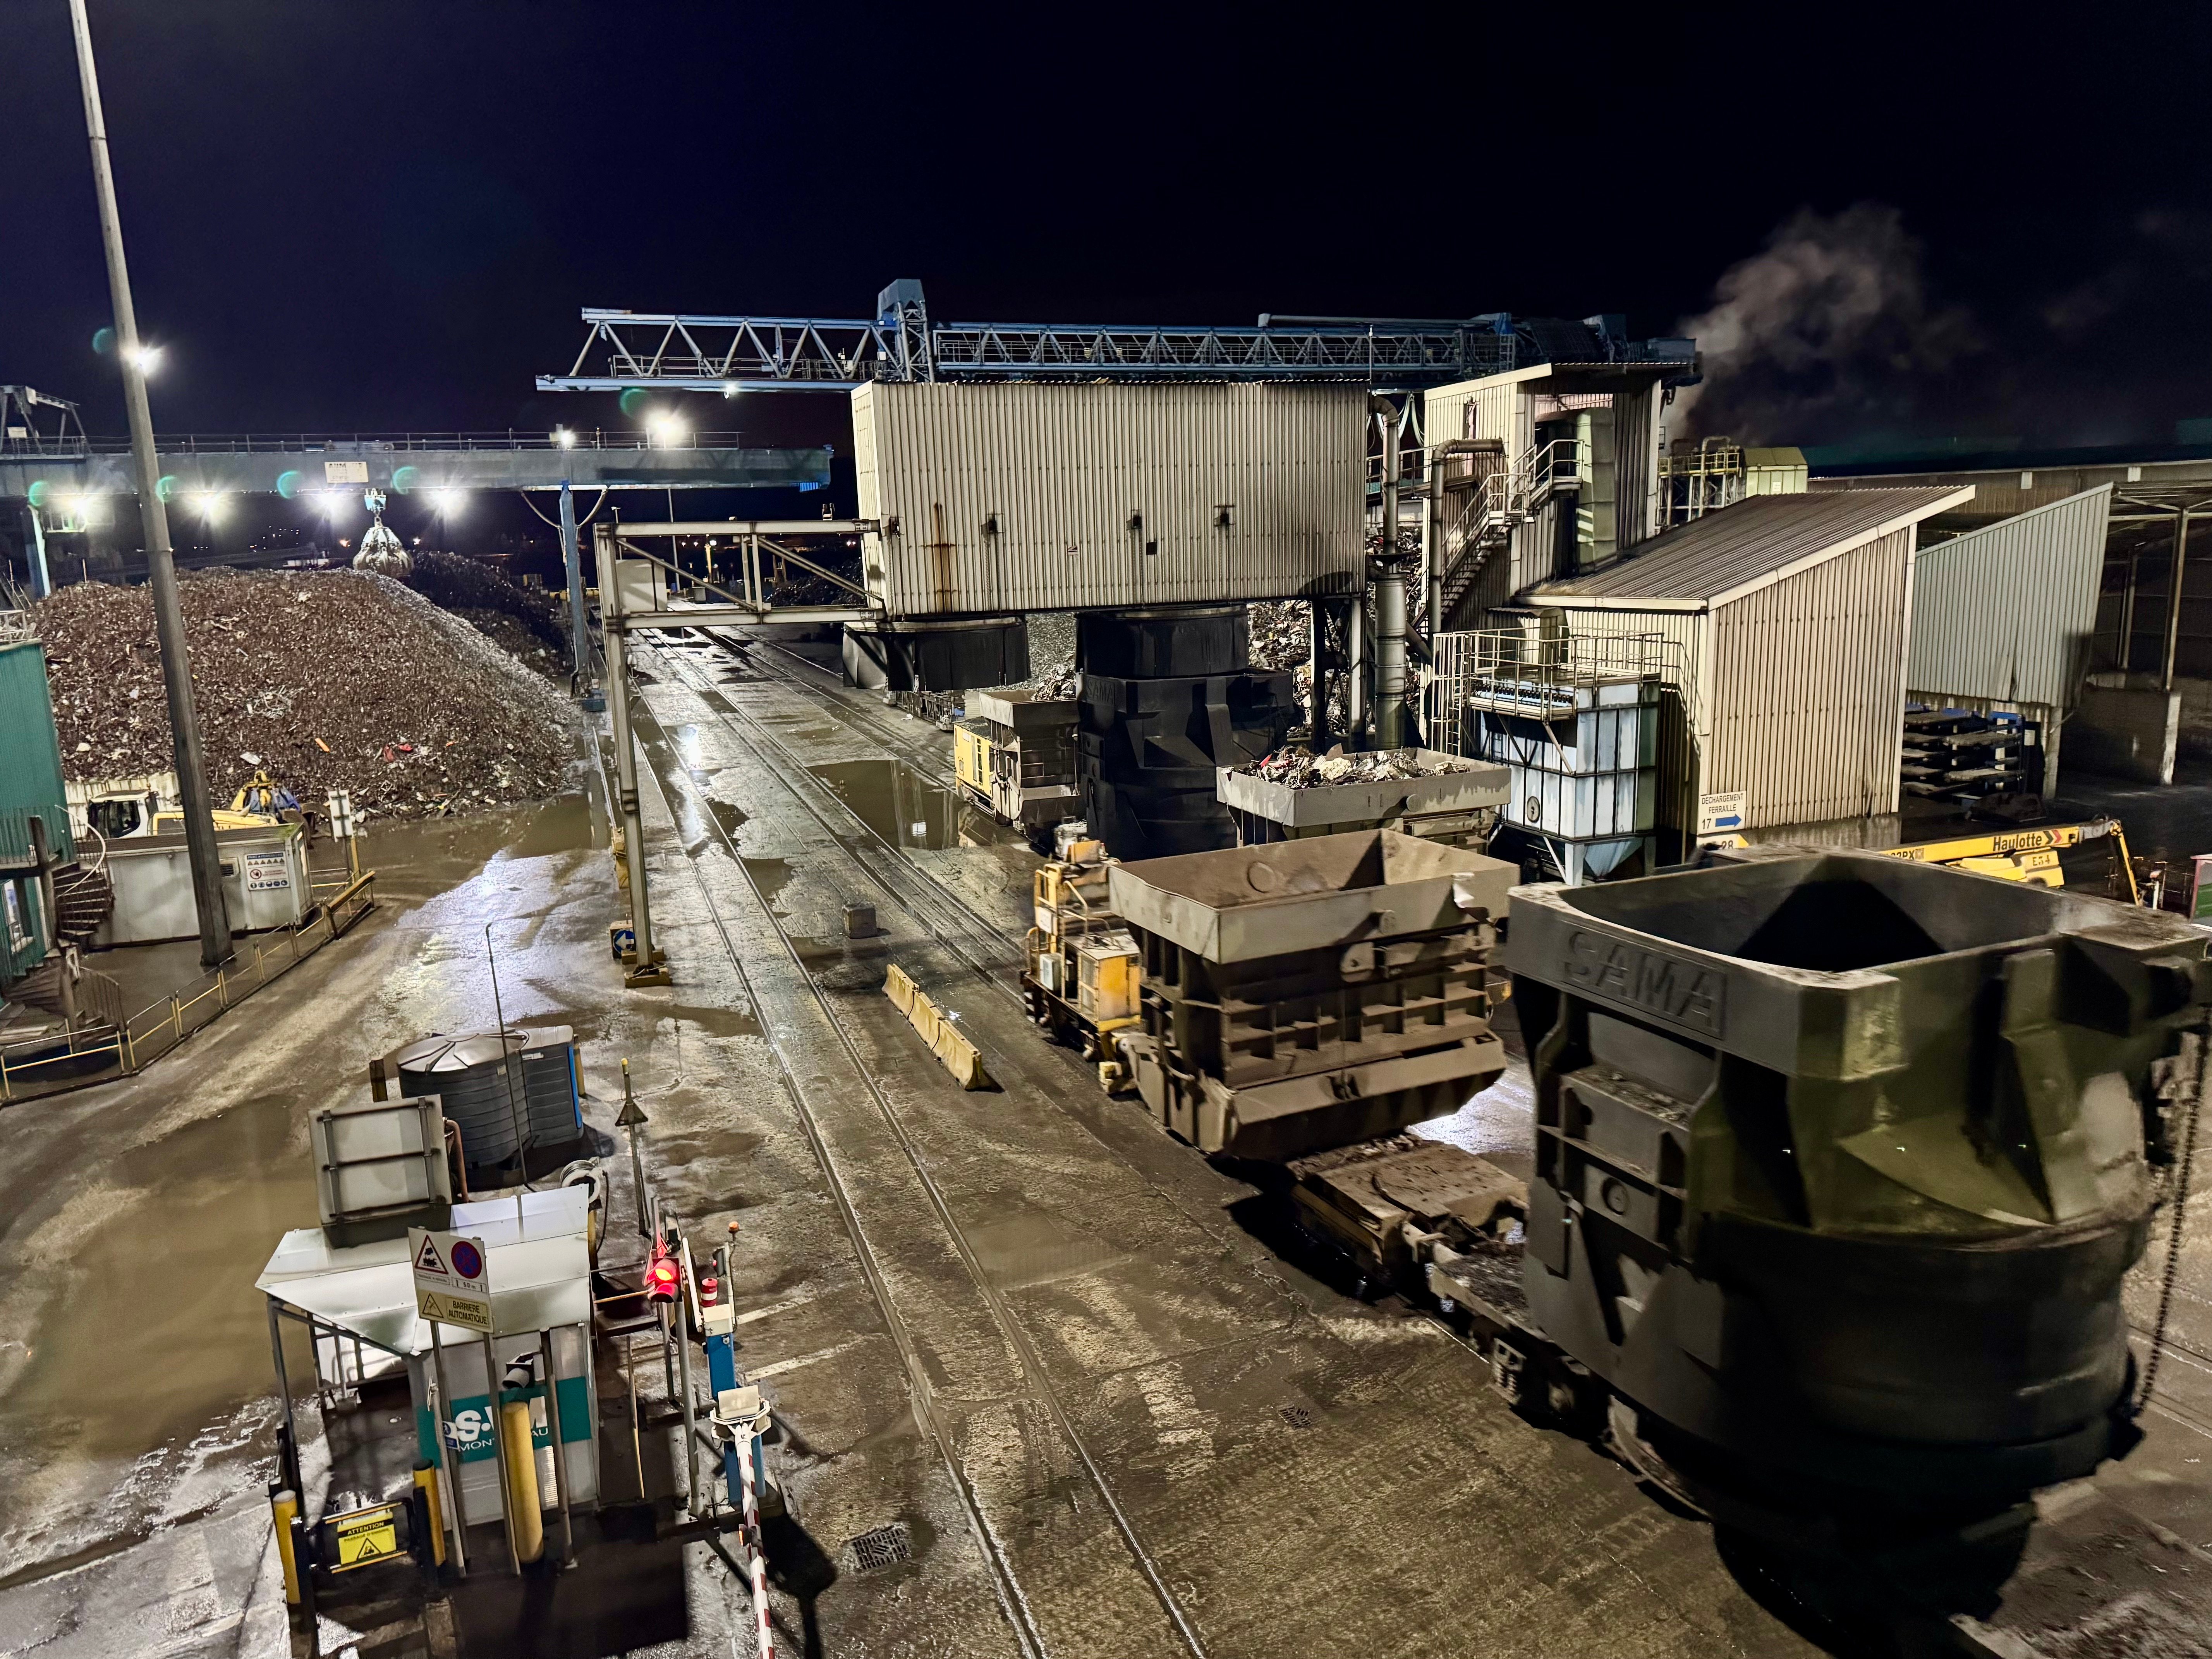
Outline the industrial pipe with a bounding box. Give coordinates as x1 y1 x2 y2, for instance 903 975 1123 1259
538 1330 575 1567
482 1334 523 1575
1373 562 1411 749
428 1324 470 1575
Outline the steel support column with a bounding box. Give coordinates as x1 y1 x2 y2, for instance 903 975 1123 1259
560 479 590 690
2164 509 2192 692
25 504 52 598
1373 562 1412 749
596 525 668 987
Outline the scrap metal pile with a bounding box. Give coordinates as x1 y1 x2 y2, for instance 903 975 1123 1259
996 610 1076 700
404 551 568 660
34 569 577 820
1247 599 1310 672
1236 746 1477 789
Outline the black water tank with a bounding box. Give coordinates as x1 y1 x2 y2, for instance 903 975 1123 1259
393 1034 525 1170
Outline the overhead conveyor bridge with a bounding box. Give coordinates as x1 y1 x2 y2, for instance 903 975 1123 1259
539 279 1695 394
0 426 831 503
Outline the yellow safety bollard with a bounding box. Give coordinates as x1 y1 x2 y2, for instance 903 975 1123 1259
413 1462 447 1568
271 1488 302 1605
500 1399 544 1564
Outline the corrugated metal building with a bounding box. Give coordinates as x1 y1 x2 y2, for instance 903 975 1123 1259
0 638 72 982
1525 487 1972 832
1423 362 1670 625
1905 485 2112 790
851 382 1365 617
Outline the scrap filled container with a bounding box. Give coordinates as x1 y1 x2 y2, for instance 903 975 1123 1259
1108 830 1515 1159
1217 748 1508 848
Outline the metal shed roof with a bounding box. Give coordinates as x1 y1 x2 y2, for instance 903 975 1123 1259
1526 486 1974 611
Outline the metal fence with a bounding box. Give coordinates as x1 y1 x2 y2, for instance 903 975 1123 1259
0 870 376 1103
2 429 749 458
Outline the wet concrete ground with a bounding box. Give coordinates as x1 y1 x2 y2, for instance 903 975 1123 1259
4 637 2211 1658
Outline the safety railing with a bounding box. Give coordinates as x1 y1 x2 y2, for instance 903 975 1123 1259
1430 628 1680 756
4 430 750 458
1656 440 1747 525
0 870 375 1103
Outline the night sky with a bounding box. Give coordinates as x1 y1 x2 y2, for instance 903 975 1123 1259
5 2 2208 480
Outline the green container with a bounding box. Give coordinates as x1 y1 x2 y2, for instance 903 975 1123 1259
0 640 70 980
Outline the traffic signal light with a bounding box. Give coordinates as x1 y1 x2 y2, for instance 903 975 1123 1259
644 1250 682 1302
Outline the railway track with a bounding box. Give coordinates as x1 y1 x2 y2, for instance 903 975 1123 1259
627 638 1211 1659
673 633 2212 1427
626 625 2212 1655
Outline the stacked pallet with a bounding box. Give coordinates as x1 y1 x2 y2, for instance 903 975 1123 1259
1900 708 2043 802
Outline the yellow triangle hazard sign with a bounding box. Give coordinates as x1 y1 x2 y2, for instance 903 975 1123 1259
355 1537 384 1559
413 1237 447 1275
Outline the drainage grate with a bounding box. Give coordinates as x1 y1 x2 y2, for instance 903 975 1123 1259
849 1523 913 1573
1280 1405 1315 1429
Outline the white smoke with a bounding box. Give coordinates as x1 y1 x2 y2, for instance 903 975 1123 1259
1670 203 1981 445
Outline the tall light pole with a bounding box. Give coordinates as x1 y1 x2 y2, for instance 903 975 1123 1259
68 0 231 967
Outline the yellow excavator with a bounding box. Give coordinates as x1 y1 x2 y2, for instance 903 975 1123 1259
149 768 303 835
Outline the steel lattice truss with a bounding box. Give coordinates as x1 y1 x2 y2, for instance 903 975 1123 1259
539 289 1548 394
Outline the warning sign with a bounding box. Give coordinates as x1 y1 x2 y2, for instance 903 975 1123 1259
243 850 292 893
332 1505 398 1571
409 1227 493 1333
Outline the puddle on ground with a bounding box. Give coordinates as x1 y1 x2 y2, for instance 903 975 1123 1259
7 1093 316 1458
494 790 602 860
662 1001 762 1040
708 800 749 841
637 726 715 850
808 758 1021 852
743 857 794 910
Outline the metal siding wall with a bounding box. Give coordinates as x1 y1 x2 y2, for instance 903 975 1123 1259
852 383 1364 615
1906 486 2111 709
0 641 72 857
1710 529 1912 828
1612 385 1660 551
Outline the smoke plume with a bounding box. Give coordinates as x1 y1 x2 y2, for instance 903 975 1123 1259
1670 204 1982 446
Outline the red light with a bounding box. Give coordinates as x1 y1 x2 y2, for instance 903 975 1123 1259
644 1254 682 1302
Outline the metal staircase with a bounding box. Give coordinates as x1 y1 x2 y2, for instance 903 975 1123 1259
1435 436 1587 626
5 862 120 1027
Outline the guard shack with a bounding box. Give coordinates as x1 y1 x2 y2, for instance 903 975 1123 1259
255 1091 601 1613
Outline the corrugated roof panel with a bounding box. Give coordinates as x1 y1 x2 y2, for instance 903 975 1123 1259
1525 487 1969 606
